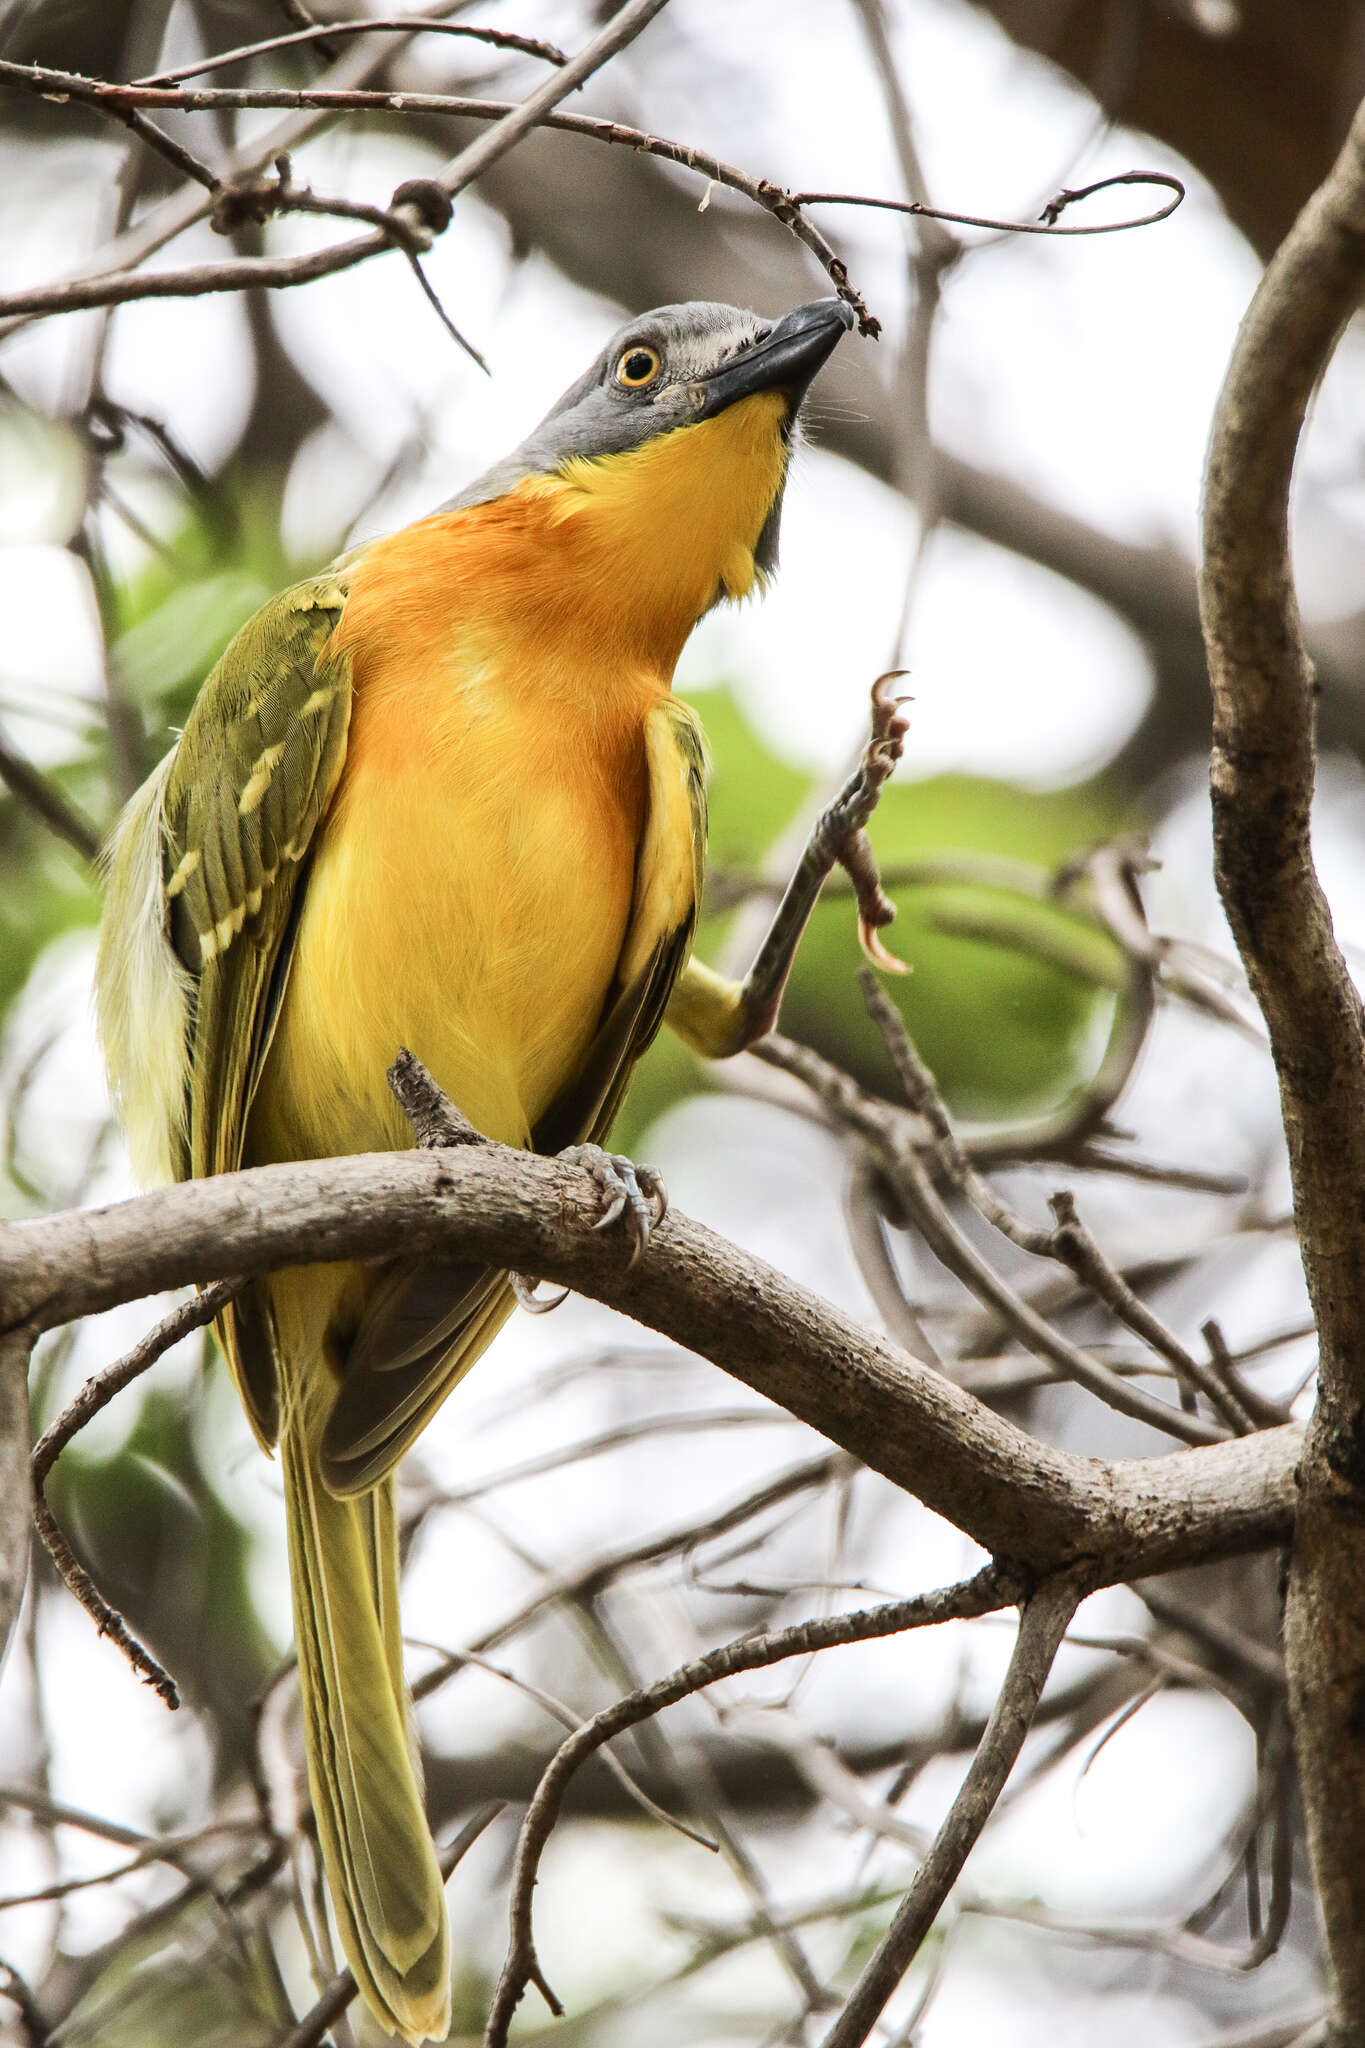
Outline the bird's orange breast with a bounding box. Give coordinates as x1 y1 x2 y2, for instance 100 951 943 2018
247 499 657 1174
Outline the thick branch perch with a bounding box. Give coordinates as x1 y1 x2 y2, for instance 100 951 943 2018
1199 88 1365 2045
0 1143 1298 1585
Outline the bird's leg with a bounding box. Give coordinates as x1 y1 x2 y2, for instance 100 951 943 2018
558 1144 668 1266
387 1051 665 1278
386 1046 486 1147
668 673 910 1060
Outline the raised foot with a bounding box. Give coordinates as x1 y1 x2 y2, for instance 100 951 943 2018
560 1144 668 1267
817 671 911 970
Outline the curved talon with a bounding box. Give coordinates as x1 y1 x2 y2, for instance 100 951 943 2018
560 1143 667 1267
511 1271 570 1315
858 916 908 973
594 1191 627 1233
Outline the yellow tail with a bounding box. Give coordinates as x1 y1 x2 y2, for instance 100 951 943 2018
280 1362 450 2044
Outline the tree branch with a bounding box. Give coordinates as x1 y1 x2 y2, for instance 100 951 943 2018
0 63 872 332
482 1561 1023 2046
820 1570 1082 2046
0 1329 32 1678
0 1141 1300 1584
0 734 101 865
27 1278 243 1707
1199 88 1365 2048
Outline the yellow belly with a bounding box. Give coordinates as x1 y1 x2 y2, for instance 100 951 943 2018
249 655 646 1171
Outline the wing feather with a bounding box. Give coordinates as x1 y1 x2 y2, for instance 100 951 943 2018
160 575 354 1441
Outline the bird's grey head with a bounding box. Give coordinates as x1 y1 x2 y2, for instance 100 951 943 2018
449 296 854 575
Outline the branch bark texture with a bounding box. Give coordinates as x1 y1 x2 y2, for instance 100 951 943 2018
1199 90 1365 2044
0 1144 1299 1588
0 1329 32 1677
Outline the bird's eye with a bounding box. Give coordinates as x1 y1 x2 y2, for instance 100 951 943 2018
616 346 661 388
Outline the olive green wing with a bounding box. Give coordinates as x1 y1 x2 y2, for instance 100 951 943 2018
162 574 354 1442
535 692 708 1153
318 694 709 1496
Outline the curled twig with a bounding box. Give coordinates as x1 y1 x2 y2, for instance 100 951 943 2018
31 1278 242 1709
792 168 1185 238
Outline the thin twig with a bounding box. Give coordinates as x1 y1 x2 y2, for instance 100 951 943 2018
792 167 1185 236
757 1028 1222 1445
482 1561 1024 2046
408 1638 716 1849
0 64 875 332
0 735 101 863
0 1960 48 2048
818 1571 1083 2047
0 1818 255 1909
31 1279 240 1490
854 964 1253 1429
141 16 568 86
31 1279 241 1708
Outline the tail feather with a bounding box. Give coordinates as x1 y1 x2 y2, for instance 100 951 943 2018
281 1375 451 2044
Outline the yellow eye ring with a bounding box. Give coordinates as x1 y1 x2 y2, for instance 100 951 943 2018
616 345 661 388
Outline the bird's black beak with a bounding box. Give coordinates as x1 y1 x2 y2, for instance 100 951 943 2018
695 297 855 420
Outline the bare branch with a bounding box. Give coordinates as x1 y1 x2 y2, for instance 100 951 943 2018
482 1561 1024 2046
140 17 569 86
0 1329 32 1679
30 1278 240 1495
756 1027 1224 1446
820 1571 1082 2047
0 1959 47 2048
0 734 101 864
0 1140 1302 1581
28 1280 240 1709
0 63 875 332
1199 88 1365 2045
792 166 1186 236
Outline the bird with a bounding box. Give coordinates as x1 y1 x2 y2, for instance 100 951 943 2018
95 294 857 2043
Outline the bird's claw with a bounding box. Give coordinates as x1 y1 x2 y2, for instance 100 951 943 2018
560 1144 667 1267
510 1271 570 1315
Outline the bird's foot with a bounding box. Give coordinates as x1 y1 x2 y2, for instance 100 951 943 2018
560 1144 668 1266
817 673 912 971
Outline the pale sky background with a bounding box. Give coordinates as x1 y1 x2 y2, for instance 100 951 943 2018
0 0 1353 2038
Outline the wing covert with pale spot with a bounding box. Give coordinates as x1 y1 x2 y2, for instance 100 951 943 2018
161 573 355 1438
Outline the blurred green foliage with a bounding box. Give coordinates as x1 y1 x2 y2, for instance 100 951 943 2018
55 1894 293 2048
106 488 292 734
616 683 1122 1150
